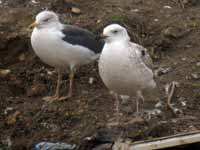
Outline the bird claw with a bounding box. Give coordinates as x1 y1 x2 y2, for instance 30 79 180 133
43 95 71 103
165 81 180 114
107 117 120 127
57 95 71 101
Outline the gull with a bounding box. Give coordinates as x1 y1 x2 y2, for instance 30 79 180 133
99 24 156 124
29 10 104 102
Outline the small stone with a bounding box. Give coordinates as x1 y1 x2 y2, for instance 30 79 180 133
1 136 12 148
0 69 11 77
88 77 94 84
97 19 101 23
109 91 115 95
4 107 14 115
181 57 186 61
191 73 199 79
173 108 182 114
171 119 177 123
27 83 47 97
65 112 70 117
154 18 159 22
162 27 176 38
31 0 39 4
196 62 200 67
47 70 54 76
155 101 163 108
155 67 172 76
178 97 186 101
6 111 21 125
163 5 172 9
131 9 139 12
153 109 162 115
71 7 81 14
18 53 25 61
181 101 187 106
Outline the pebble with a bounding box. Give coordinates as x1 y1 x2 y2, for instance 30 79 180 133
27 83 47 97
148 109 162 115
181 101 187 107
155 67 172 76
163 5 172 9
0 69 11 77
154 18 159 22
162 27 175 37
191 73 199 79
47 70 54 76
88 77 94 84
6 111 21 125
178 97 186 101
71 7 81 14
155 101 163 108
96 19 101 23
181 57 187 61
40 123 60 132
31 0 39 4
18 53 25 61
131 9 139 12
1 136 12 148
196 62 200 67
4 107 14 115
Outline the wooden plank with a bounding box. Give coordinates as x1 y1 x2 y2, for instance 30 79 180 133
129 132 200 150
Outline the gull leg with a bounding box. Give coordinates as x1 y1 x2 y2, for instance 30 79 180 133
166 81 179 113
135 90 144 115
114 93 120 125
137 90 145 103
107 93 122 127
56 67 75 101
67 68 74 97
55 70 62 97
43 69 62 103
136 95 139 115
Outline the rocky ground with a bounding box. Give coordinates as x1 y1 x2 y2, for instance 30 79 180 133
0 0 200 149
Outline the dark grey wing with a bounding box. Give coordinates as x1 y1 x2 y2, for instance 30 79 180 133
61 25 104 54
135 44 154 70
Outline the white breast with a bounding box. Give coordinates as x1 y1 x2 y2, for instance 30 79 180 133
31 28 95 70
99 41 156 96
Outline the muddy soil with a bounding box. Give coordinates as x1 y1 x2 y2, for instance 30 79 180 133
0 0 200 149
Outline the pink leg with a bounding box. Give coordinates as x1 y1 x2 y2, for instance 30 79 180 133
114 93 120 125
135 90 145 114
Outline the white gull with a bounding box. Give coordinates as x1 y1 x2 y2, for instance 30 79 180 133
30 10 104 102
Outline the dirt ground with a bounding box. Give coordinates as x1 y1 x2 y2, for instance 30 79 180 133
0 0 200 149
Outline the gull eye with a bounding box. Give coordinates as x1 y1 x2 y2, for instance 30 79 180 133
112 30 118 34
43 18 50 22
141 50 145 56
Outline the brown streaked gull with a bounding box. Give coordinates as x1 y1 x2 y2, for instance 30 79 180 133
99 24 156 124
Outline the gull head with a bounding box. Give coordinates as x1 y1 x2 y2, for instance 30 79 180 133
29 11 60 29
102 24 130 43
